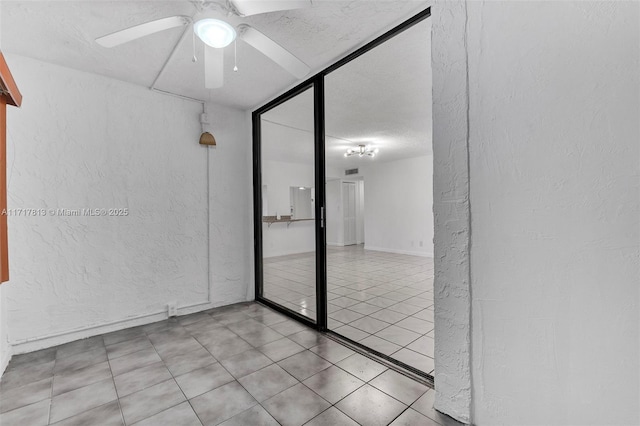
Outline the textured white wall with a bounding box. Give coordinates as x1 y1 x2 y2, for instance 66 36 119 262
431 1 472 422
467 2 639 424
363 156 433 257
4 55 252 354
433 1 640 424
205 103 254 305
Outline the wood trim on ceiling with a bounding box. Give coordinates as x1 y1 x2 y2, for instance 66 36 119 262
0 51 22 107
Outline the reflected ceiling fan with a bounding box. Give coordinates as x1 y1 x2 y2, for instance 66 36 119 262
95 0 312 89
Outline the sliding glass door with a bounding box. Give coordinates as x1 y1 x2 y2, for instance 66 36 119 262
254 8 432 376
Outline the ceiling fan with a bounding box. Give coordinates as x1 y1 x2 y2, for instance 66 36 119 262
95 0 312 89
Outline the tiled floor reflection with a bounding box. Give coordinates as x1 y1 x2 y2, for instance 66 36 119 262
264 252 317 320
264 245 434 374
0 302 460 426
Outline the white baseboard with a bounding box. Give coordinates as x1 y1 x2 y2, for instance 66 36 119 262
327 242 344 247
8 298 247 355
263 249 315 259
364 245 434 258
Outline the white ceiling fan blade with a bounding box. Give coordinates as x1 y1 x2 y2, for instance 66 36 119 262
96 16 191 48
238 25 310 79
204 45 224 89
231 0 311 17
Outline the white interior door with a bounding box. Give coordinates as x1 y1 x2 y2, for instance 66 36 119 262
343 182 357 246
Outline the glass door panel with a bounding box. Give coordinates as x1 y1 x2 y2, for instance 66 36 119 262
258 86 317 322
324 18 434 374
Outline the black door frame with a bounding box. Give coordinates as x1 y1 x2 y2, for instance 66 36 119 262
252 80 322 330
253 6 432 375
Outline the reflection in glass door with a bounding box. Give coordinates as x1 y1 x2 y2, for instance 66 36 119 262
342 182 357 246
256 86 317 322
324 17 434 375
253 7 432 377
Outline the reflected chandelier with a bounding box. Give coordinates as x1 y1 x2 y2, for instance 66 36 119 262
344 145 379 158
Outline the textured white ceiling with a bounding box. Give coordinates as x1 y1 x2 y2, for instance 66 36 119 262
261 18 431 168
1 0 429 109
3 0 431 169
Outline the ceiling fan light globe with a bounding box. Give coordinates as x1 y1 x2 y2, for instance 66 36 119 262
194 19 236 48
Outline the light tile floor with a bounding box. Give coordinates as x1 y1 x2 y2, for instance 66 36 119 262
264 245 434 374
0 302 459 426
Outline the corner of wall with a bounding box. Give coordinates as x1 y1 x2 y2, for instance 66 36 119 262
431 0 472 423
205 102 255 306
3 61 254 357
0 286 12 377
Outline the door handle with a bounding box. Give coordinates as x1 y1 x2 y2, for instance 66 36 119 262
320 206 324 228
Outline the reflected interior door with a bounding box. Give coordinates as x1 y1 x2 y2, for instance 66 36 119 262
342 182 357 246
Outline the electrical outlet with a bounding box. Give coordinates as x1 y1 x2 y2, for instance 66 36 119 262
167 302 177 317
419 241 423 247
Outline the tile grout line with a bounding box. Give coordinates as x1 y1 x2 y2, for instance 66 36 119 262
144 314 213 426
109 343 127 425
5 300 439 426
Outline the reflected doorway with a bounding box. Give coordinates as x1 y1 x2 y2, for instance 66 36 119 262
342 182 357 246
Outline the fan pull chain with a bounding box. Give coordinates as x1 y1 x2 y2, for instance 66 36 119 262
192 25 198 63
233 39 238 72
